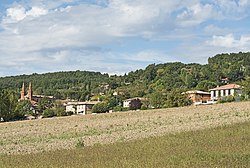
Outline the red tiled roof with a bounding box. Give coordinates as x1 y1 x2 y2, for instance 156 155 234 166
209 84 241 91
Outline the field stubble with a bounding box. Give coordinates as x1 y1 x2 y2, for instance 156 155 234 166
1 101 250 155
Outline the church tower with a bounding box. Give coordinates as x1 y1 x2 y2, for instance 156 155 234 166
28 82 33 100
21 82 25 100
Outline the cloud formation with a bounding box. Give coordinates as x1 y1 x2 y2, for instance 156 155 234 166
0 0 250 76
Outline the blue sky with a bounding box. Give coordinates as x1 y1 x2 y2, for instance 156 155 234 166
0 0 250 77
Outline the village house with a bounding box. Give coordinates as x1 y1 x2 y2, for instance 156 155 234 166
184 90 212 105
209 84 242 101
64 101 99 115
123 98 142 108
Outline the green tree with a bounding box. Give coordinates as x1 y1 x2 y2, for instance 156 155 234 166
42 108 55 118
196 80 217 91
242 77 250 100
92 102 109 113
37 97 54 114
0 91 18 122
54 101 68 116
15 100 33 118
165 89 192 108
148 91 166 108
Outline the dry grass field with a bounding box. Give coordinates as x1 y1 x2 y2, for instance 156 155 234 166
1 101 250 156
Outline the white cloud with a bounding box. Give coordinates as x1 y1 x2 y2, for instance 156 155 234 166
3 5 48 23
1 0 250 76
26 6 48 17
6 5 26 22
208 34 250 49
177 3 215 27
203 25 230 35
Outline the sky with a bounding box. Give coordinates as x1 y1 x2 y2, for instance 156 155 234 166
0 0 250 77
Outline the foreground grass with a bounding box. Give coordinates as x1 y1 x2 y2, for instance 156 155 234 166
1 121 250 168
2 101 250 155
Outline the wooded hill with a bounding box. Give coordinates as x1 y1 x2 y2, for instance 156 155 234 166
1 52 250 101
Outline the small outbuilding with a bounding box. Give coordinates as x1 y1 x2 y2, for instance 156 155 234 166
184 90 212 105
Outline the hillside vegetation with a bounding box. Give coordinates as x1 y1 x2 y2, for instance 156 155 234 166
1 105 250 167
1 52 250 101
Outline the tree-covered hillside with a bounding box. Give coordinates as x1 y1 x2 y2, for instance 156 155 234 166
1 52 250 101
0 71 111 100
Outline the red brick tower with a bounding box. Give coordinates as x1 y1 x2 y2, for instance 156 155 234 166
28 82 33 100
21 82 25 100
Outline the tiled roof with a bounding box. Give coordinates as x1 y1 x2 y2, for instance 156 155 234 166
209 84 241 91
65 101 99 106
185 90 210 95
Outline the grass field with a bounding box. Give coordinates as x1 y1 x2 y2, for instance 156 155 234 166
1 101 250 167
1 121 250 167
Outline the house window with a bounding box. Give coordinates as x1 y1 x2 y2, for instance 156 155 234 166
228 89 231 95
223 90 226 96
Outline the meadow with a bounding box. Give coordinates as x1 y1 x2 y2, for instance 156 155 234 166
1 101 250 167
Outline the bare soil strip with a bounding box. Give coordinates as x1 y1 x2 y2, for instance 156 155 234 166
1 101 250 155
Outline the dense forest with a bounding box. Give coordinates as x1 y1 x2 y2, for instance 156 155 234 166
1 52 250 121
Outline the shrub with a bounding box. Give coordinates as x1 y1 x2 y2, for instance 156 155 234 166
75 138 85 148
92 102 109 113
113 106 123 112
42 109 55 118
141 105 148 110
218 95 235 103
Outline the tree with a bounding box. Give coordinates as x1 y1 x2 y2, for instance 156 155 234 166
54 101 68 116
42 108 55 118
242 77 250 100
148 91 166 108
165 89 192 108
0 90 18 122
196 80 217 91
92 102 109 113
37 97 54 114
15 100 33 118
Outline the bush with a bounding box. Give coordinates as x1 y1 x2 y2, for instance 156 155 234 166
113 106 123 112
121 107 129 112
75 138 85 148
218 95 235 103
42 109 55 118
92 102 109 113
141 105 148 110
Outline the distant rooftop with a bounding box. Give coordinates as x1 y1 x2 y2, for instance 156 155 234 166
185 90 210 95
209 84 241 91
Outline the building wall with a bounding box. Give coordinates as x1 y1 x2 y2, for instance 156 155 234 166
65 103 95 115
66 105 75 113
188 93 210 103
123 100 131 108
76 105 86 115
210 88 242 100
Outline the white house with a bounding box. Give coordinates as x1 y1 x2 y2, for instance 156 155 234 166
123 98 142 108
209 84 242 101
64 101 99 115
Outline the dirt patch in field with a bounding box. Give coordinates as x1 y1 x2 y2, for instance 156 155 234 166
1 101 250 155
